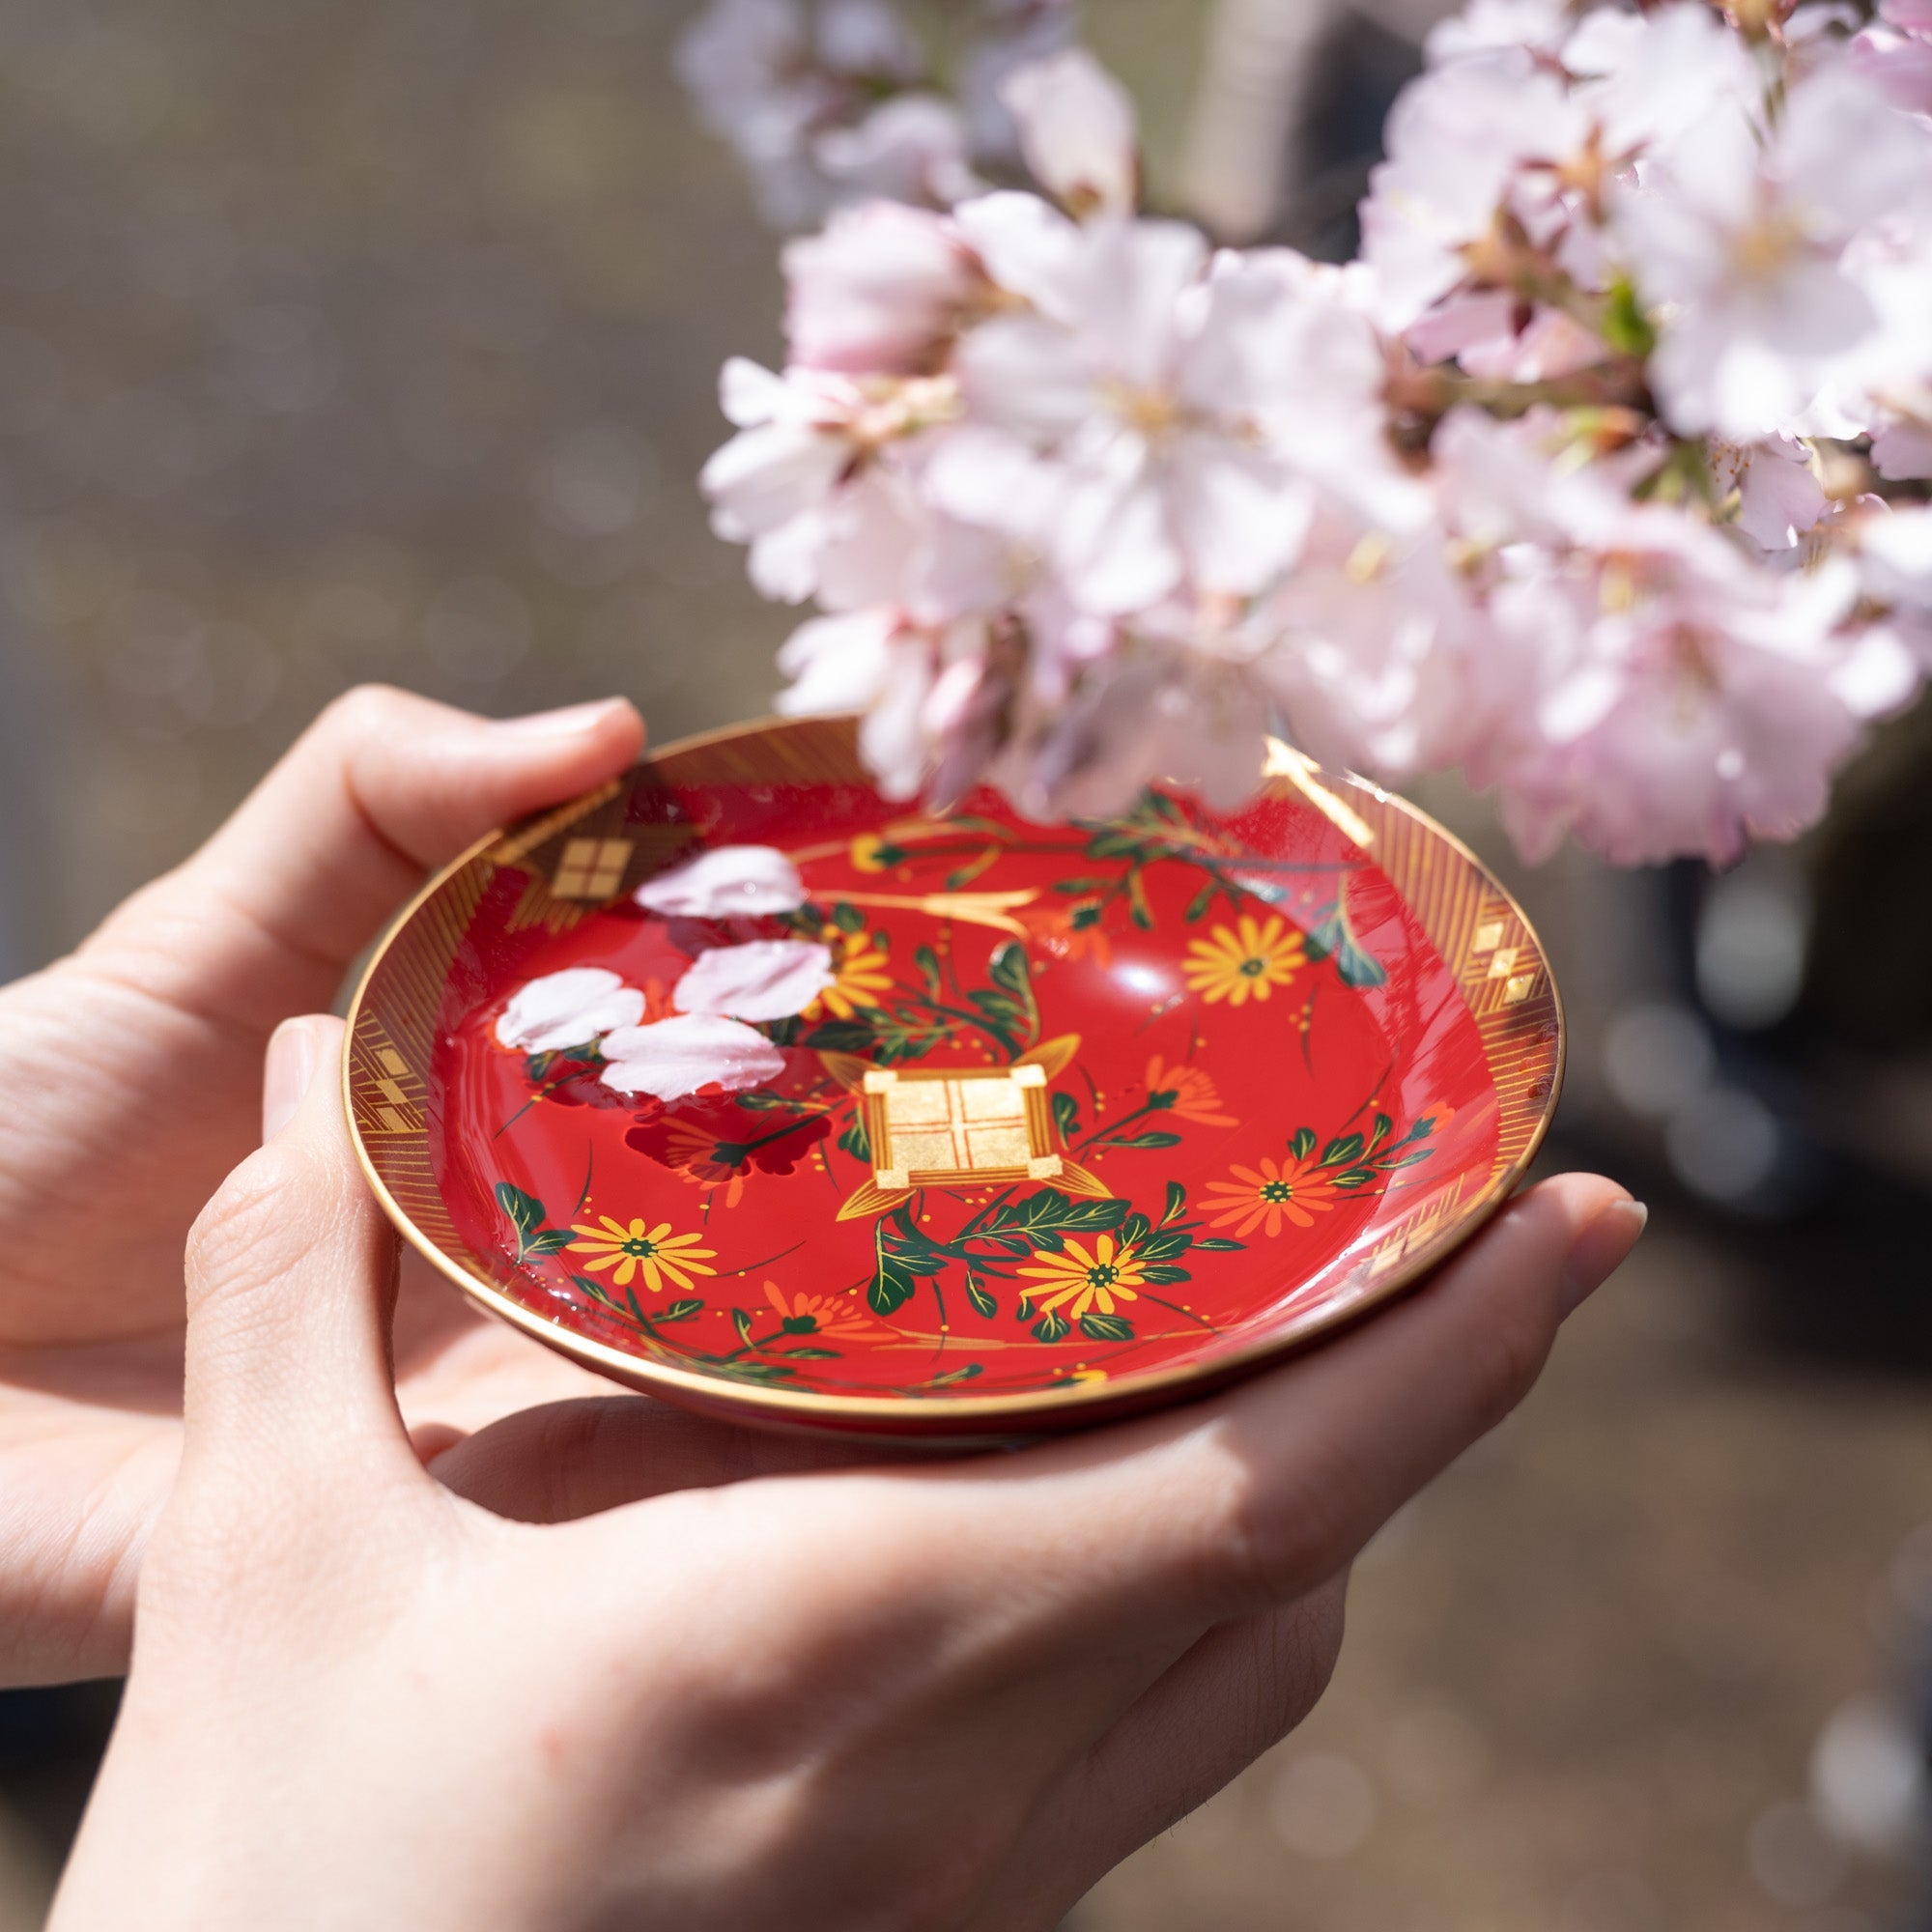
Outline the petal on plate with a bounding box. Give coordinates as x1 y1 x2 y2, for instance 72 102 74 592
672 938 836 1021
634 844 810 918
599 1014 788 1102
495 968 646 1054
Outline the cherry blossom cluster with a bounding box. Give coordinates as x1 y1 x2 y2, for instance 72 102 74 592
676 0 1077 229
688 0 1932 866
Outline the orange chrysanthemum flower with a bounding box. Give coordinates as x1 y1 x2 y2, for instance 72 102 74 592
1144 1054 1237 1128
1202 1155 1343 1236
763 1280 880 1340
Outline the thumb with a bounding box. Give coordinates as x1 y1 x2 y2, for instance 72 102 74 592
180 1015 417 1494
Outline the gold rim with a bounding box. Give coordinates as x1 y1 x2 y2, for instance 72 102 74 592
344 718 1566 1428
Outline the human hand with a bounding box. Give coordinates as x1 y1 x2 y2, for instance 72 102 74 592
0 689 649 1683
51 1015 1643 1932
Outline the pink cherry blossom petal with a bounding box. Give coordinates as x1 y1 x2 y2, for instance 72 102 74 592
672 939 837 1022
495 969 646 1056
634 845 809 919
598 1015 788 1103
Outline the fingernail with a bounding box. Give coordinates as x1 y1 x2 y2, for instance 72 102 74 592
1559 1198 1648 1319
490 698 630 740
262 1018 324 1143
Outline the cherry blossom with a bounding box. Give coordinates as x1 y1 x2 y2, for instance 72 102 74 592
1483 521 1911 866
700 357 956 602
999 48 1139 219
784 202 982 374
672 940 837 1022
634 845 808 919
1618 65 1928 437
494 969 646 1056
1854 0 1932 115
599 1015 789 1103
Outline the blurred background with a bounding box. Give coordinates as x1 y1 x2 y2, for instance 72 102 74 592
4 0 1932 1925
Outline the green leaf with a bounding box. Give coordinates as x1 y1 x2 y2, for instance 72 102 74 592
495 1182 544 1239
731 1307 753 1346
831 901 866 933
1052 877 1110 895
965 1275 998 1321
1161 1180 1187 1227
1069 903 1103 930
1193 1236 1245 1252
1382 1149 1435 1170
1331 1168 1379 1189
1079 1313 1136 1343
987 1189 1129 1245
869 1223 918 1315
1051 1091 1081 1140
988 942 1034 1006
733 1091 794 1112
1334 936 1387 989
928 1364 984 1388
1015 1294 1036 1321
1183 881 1215 923
728 1361 799 1383
805 1017 880 1054
781 1314 819 1335
914 944 944 998
1120 1210 1152 1247
1141 1264 1192 1285
659 1298 704 1323
1104 1130 1183 1151
778 1346 840 1361
1031 1310 1072 1344
1369 1112 1393 1151
1084 829 1151 861
1322 1133 1366 1167
524 1229 576 1259
1602 275 1658 358
838 1118 872 1162
968 989 1024 1025
1135 1229 1193 1262
1291 1127 1317 1161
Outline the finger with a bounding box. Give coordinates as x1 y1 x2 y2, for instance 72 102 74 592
783 1176 1643 1650
181 1015 418 1491
969 1579 1351 1932
428 1394 920 1523
82 687 644 1027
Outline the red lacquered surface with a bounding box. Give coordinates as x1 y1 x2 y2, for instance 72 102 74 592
346 717 1562 1439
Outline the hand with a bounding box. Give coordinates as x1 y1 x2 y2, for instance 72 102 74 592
51 1016 1643 1932
0 688 650 1684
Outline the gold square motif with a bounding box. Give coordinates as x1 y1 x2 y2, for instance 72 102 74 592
865 1065 1060 1189
552 838 634 901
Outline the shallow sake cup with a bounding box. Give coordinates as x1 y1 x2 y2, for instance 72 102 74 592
346 716 1563 1443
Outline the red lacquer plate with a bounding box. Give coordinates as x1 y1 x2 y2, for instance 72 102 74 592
345 716 1563 1442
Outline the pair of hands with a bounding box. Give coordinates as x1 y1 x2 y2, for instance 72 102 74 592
5 688 1642 1928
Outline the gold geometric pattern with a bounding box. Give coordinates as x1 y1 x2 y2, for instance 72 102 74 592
551 838 634 901
864 1065 1061 1190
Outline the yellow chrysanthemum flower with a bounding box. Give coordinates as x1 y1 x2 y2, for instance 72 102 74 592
808 927 895 1021
1180 915 1306 1007
1016 1234 1146 1322
567 1217 718 1294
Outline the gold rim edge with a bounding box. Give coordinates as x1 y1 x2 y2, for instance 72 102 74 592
343 716 1567 1427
